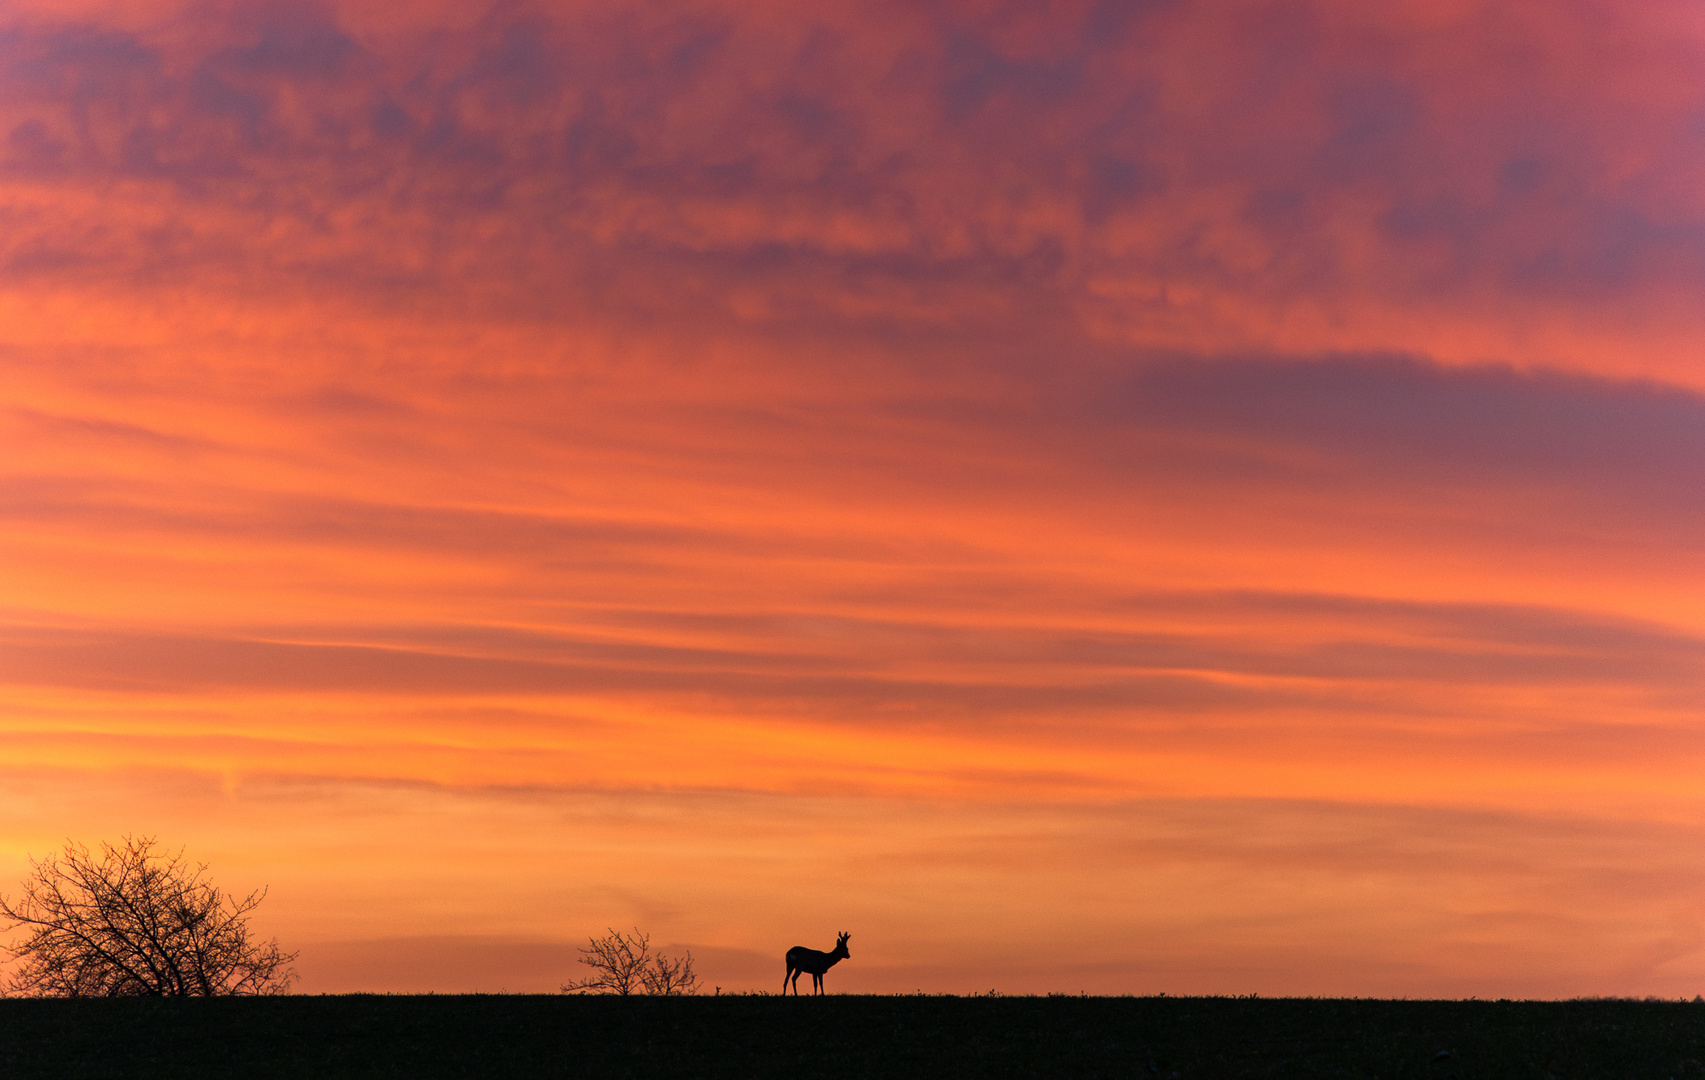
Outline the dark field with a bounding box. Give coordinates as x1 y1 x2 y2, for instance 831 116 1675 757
1 994 1701 1079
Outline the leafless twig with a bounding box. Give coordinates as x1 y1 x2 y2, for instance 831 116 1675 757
562 927 698 996
0 836 296 997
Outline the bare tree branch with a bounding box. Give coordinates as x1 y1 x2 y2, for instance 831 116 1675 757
639 948 699 996
0 836 297 997
562 927 699 996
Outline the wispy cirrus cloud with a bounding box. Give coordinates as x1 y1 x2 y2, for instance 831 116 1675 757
2 769 1699 997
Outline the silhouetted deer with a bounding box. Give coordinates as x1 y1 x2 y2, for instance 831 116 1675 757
783 932 850 995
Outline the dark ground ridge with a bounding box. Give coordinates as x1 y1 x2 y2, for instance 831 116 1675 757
1 993 1701 1078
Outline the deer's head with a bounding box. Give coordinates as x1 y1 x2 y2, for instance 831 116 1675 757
835 931 850 957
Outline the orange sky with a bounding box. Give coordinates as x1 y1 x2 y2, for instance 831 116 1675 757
2 0 1705 996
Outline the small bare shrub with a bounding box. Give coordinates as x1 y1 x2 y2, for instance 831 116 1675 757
562 927 698 996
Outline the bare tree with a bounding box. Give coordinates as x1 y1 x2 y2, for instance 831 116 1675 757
0 836 297 997
562 927 698 996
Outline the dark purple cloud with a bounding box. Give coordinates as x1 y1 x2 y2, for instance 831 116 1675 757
2 0 1702 340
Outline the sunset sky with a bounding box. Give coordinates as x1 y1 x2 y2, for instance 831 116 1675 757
3 0 1705 997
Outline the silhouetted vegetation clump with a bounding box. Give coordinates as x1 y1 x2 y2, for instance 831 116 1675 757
561 927 698 996
0 836 296 997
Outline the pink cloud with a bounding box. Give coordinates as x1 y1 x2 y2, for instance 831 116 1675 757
4 0 1705 995
2 0 1703 370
